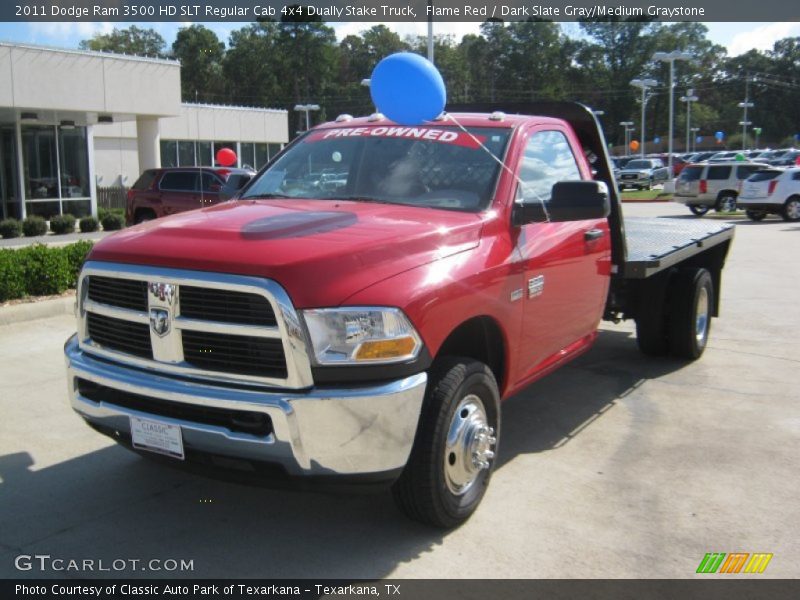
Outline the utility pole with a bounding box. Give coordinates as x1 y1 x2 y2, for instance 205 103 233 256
738 74 754 151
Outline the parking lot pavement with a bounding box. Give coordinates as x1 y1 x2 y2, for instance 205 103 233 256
1 202 798 579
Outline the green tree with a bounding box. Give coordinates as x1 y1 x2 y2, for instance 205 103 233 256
172 25 225 103
79 26 167 57
223 22 281 107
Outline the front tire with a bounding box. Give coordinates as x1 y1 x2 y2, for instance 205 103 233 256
746 210 767 221
392 358 500 528
716 193 737 213
782 196 800 222
689 204 710 216
668 268 714 360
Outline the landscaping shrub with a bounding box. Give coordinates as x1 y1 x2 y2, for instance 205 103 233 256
101 213 124 231
0 218 22 239
22 216 48 237
0 240 94 302
17 244 72 296
62 240 94 287
49 214 77 235
0 249 26 301
98 207 124 222
79 216 99 233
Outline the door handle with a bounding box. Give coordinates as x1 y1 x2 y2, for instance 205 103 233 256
584 228 605 241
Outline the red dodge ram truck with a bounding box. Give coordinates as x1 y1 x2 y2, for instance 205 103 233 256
64 103 733 527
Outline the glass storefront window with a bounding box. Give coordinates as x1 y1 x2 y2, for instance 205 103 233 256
1 125 20 219
197 141 212 166
178 141 196 166
59 127 90 198
268 143 283 161
240 143 255 170
160 140 178 167
255 143 269 169
23 126 59 200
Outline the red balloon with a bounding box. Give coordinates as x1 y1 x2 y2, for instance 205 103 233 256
216 147 237 167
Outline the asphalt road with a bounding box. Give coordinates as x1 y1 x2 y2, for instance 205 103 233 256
1 202 798 579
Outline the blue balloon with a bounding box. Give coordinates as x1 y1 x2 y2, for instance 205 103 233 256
653 136 661 144
370 53 446 126
715 131 724 140
696 136 703 143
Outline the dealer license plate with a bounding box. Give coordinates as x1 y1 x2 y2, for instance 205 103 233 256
130 416 185 460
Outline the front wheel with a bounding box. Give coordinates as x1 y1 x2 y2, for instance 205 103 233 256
782 196 800 222
392 358 500 528
668 268 714 360
746 210 767 221
689 204 710 216
716 193 737 213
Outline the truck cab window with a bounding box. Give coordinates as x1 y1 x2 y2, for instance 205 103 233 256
517 130 581 203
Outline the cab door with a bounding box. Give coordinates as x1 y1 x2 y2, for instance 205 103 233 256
511 127 611 385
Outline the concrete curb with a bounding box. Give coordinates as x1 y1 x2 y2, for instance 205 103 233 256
0 296 74 326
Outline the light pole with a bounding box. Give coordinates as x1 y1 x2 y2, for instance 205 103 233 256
653 50 693 173
294 104 321 131
620 121 634 155
680 88 698 153
631 78 658 159
690 127 700 152
738 75 754 151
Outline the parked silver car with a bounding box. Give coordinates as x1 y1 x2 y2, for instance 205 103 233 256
673 161 768 216
616 158 670 190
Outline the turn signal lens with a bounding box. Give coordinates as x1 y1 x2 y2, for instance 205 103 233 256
355 337 417 360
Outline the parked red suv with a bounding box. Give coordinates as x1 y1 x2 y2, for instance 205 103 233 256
125 167 255 225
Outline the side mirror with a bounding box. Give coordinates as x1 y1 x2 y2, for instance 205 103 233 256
548 180 610 222
513 180 609 225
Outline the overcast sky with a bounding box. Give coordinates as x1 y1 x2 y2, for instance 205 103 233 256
0 21 797 57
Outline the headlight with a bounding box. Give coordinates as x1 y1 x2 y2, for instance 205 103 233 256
302 307 422 365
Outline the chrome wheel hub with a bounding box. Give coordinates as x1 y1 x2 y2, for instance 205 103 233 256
787 200 800 220
444 394 496 496
695 286 710 345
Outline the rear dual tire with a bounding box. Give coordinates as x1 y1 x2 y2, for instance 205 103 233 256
636 268 714 360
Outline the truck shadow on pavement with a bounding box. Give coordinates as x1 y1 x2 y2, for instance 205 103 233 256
0 328 687 579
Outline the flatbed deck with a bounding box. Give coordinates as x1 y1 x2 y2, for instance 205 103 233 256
620 217 735 279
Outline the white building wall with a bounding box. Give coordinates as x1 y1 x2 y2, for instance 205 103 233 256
94 137 140 188
0 42 181 117
93 104 289 185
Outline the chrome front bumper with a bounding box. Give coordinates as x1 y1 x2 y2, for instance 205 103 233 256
65 335 427 477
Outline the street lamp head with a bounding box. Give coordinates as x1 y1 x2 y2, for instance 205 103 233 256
653 50 693 62
631 78 658 89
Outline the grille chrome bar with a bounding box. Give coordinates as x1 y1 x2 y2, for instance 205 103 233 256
174 316 282 339
84 299 149 324
77 262 314 389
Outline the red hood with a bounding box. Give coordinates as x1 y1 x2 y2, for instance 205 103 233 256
89 199 483 307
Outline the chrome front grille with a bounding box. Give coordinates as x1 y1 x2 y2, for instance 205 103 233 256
77 262 313 389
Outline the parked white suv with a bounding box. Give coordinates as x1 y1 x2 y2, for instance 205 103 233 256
737 167 800 221
673 161 768 216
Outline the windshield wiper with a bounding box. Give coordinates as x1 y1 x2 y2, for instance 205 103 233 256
328 195 392 204
240 193 292 200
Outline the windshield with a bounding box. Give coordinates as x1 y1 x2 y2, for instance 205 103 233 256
626 160 652 169
241 126 511 212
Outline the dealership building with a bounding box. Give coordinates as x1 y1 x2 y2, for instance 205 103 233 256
0 41 289 220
